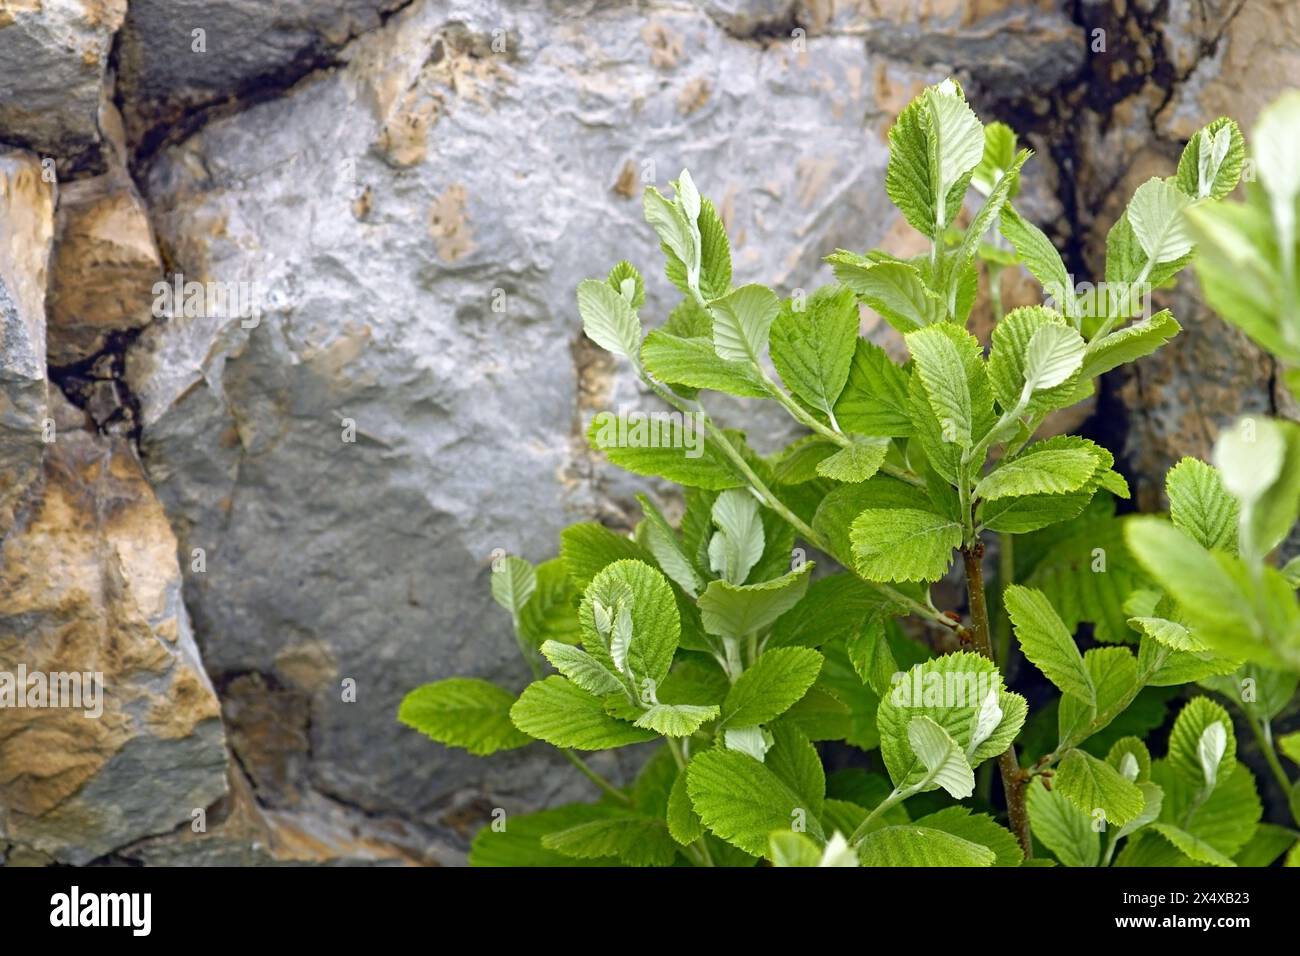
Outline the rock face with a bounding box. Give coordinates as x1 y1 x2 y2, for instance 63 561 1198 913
0 0 1297 865
0 0 125 169
0 151 51 527
0 401 227 865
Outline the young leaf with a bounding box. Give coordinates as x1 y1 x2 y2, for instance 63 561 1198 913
1167 696 1236 790
634 703 720 737
721 647 824 728
850 507 961 583
686 748 825 856
469 804 624 866
490 555 536 617
576 278 642 359
975 446 1099 500
1054 748 1145 827
517 558 581 648
1022 322 1086 395
827 251 944 333
510 676 656 749
635 493 705 596
697 563 813 640
815 435 891 483
667 767 705 845
579 560 681 685
560 522 653 591
768 830 825 867
913 807 1023 866
923 79 986 233
770 286 859 420
709 283 780 364
999 207 1075 319
1175 118 1245 201
398 678 532 756
664 197 732 302
539 641 624 696
640 331 767 398
708 488 765 585
1080 309 1181 380
1127 177 1195 264
907 715 976 799
1005 584 1095 705
906 324 974 448
587 413 742 490
1166 457 1239 552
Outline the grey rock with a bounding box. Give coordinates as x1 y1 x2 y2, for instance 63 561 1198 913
125 0 951 841
0 1 124 167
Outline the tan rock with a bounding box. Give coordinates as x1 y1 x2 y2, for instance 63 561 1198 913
0 420 227 863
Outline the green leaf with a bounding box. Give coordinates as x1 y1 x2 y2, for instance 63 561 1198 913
1233 822 1297 866
1080 309 1182 380
850 507 960 583
769 573 895 650
816 435 891 483
945 149 1032 305
587 413 741 490
988 307 1086 418
833 337 913 437
561 523 653 591
640 331 767 398
1167 696 1236 791
1128 178 1195 264
469 804 624 866
846 609 898 696
914 807 1023 866
1155 758 1262 859
770 286 859 419
634 703 720 737
876 652 1027 789
1055 749 1145 828
1124 518 1249 636
721 647 824 728
606 259 645 310
1253 91 1300 211
1022 322 1086 396
923 78 986 233
707 488 765 585
664 197 732 302
768 830 825 867
686 748 824 857
517 558 580 648
635 494 704 597
667 767 705 845
584 560 681 688
858 825 995 867
906 324 974 448
906 716 976 799
1175 117 1245 200
827 251 943 333
398 678 532 756
1026 777 1100 867
1215 416 1300 559
542 816 679 867
539 640 623 696
767 722 827 817
1280 731 1300 767
1057 646 1141 749
644 184 698 294
999 207 1074 319
697 563 813 641
973 121 1018 196
510 676 656 750
490 555 536 617
1147 823 1238 867
709 284 780 364
813 475 929 559
1166 457 1239 552
1005 585 1094 705
577 278 642 359
976 447 1098 500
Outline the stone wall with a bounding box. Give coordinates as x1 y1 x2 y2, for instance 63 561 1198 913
0 0 1291 865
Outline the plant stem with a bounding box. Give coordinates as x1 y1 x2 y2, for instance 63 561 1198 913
994 532 1014 670
962 543 1032 857
848 787 908 846
635 367 959 634
560 749 633 806
1244 711 1297 825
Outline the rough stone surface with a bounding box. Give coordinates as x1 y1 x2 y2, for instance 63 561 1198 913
0 402 227 864
0 150 51 528
0 0 125 168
